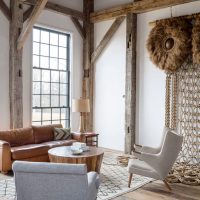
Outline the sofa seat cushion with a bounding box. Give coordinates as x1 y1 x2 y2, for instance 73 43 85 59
11 144 49 160
42 140 76 148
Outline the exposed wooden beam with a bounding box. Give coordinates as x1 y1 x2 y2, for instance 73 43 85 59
20 0 84 20
9 0 24 129
23 6 33 22
125 13 137 154
82 0 94 131
90 0 198 23
17 0 47 50
91 16 125 64
70 17 85 39
0 0 11 20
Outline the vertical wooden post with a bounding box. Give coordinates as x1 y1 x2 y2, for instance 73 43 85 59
82 0 94 131
9 0 23 129
125 13 137 154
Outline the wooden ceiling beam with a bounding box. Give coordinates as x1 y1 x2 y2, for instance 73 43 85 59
23 6 34 22
70 17 86 39
20 0 84 20
91 16 125 64
90 0 198 23
18 0 47 50
0 0 11 21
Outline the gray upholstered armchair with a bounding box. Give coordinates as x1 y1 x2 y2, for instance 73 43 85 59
128 130 183 191
13 161 100 200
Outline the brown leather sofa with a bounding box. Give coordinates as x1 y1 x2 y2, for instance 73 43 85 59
0 124 79 173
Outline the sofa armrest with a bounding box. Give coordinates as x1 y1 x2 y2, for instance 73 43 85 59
0 140 12 173
71 132 82 141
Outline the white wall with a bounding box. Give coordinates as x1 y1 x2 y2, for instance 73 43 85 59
136 1 200 147
0 1 83 130
93 1 200 151
94 19 126 151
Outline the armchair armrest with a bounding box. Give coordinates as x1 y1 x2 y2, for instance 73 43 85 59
87 172 99 200
0 140 12 173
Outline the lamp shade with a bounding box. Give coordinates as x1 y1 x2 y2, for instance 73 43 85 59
72 99 90 113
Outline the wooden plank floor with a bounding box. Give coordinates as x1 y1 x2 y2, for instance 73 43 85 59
114 180 200 200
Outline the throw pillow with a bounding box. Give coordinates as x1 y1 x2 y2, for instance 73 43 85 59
54 128 71 140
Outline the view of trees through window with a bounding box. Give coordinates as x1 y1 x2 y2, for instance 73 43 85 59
32 27 70 128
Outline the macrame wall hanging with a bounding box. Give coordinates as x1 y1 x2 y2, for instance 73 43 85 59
147 15 200 185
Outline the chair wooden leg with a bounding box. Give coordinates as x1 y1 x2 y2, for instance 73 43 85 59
128 173 133 188
163 179 172 191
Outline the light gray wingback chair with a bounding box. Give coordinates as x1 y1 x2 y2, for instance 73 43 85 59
128 130 183 191
134 127 170 154
12 161 100 200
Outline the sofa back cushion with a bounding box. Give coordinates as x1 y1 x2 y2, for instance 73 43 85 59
0 128 34 147
33 124 63 144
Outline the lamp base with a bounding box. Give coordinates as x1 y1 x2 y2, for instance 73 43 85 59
78 114 85 134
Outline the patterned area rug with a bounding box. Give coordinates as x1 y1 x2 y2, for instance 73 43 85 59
0 151 152 200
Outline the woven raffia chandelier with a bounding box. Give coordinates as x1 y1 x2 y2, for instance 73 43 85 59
147 16 200 185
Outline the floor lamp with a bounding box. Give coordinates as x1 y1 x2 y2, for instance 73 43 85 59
72 98 90 133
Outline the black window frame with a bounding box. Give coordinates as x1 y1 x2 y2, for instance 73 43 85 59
32 26 71 128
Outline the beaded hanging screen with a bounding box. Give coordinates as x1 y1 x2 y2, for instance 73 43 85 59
165 60 200 185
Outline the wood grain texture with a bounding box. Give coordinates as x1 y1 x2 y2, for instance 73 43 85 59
9 0 24 129
82 0 94 132
90 0 197 23
114 180 200 200
0 0 11 20
17 0 47 50
21 0 84 20
91 16 125 64
48 146 104 173
70 17 86 39
125 13 137 154
23 6 33 22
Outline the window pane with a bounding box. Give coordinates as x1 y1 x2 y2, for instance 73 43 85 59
33 82 40 94
33 29 40 42
52 108 60 120
60 96 67 107
60 72 67 83
42 82 50 94
59 35 67 47
33 69 40 81
51 95 59 107
40 56 49 68
60 84 67 95
41 30 49 44
50 58 58 69
50 33 58 45
42 121 52 125
32 121 42 125
42 70 50 82
41 95 50 107
32 109 41 121
40 44 49 56
61 108 68 119
59 59 66 70
61 120 67 128
51 83 59 94
33 42 39 55
51 71 59 82
33 95 40 107
50 45 58 57
33 55 39 67
59 47 66 59
52 120 60 125
42 108 51 121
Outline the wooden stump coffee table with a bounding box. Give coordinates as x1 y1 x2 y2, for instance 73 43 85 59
48 146 104 173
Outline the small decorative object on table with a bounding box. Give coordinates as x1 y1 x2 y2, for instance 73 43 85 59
72 142 89 152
